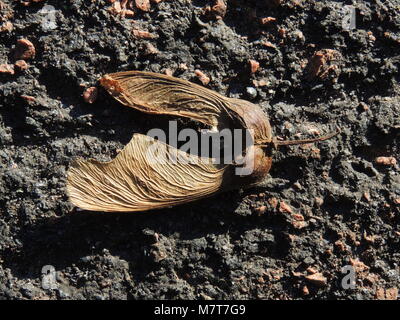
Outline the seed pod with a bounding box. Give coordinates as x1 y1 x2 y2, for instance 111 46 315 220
67 71 339 212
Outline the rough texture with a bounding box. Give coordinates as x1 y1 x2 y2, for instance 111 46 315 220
0 0 399 300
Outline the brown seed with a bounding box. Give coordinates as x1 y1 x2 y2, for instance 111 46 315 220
14 39 36 60
83 87 98 104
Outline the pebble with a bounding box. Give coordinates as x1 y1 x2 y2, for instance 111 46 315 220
246 87 257 99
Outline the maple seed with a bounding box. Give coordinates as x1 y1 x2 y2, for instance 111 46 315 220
67 71 339 212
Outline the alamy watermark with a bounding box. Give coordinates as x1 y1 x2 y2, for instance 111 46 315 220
38 5 57 31
144 121 256 176
341 265 356 290
341 5 356 31
41 265 57 290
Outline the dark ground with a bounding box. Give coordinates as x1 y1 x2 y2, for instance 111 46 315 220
0 0 399 300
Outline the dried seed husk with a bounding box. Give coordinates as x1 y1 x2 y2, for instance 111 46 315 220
67 134 227 212
67 71 338 212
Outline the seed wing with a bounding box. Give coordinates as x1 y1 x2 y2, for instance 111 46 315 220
67 134 226 212
100 71 244 129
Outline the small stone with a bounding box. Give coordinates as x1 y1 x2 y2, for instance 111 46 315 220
260 17 276 25
306 267 318 274
253 79 268 87
14 39 36 60
203 0 227 20
363 191 371 202
211 0 227 19
249 59 260 73
14 60 28 71
349 258 369 273
268 197 278 209
375 156 397 166
305 273 327 287
254 205 267 215
0 63 14 74
292 213 304 221
293 182 302 190
363 232 376 244
261 41 276 48
194 69 210 85
334 240 346 252
278 28 286 37
132 29 157 39
279 201 293 214
0 21 13 33
83 87 98 104
20 95 36 103
246 87 257 99
375 287 398 300
359 101 369 111
314 197 324 206
305 49 341 80
143 42 159 55
292 221 307 229
178 63 188 71
164 68 173 76
135 0 151 12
